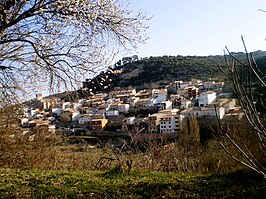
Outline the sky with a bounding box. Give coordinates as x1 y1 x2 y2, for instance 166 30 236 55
121 0 266 58
37 0 266 98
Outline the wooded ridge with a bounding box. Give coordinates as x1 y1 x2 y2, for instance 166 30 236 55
80 51 266 95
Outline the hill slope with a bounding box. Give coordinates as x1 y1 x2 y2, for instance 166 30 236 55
81 51 266 95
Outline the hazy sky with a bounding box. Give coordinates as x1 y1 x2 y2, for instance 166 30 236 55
123 0 266 58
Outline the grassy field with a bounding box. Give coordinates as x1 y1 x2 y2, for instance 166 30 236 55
0 168 265 198
0 127 265 198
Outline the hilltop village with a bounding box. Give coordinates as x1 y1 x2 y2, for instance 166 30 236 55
18 78 243 142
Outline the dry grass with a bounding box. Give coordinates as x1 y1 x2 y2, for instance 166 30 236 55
1 104 262 174
0 128 243 173
0 108 263 175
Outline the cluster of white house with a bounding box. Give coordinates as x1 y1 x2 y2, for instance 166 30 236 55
20 79 242 133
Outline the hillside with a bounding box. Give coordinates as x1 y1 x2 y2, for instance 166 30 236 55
81 51 266 95
114 55 223 87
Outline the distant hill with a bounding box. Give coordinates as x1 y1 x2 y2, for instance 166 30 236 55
80 51 266 95
39 51 266 101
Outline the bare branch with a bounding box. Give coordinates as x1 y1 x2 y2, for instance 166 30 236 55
218 38 266 177
0 0 149 102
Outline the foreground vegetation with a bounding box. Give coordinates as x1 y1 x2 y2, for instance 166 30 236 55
0 128 265 198
0 168 265 198
1 106 265 198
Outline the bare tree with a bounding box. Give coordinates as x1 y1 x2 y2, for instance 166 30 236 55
218 36 266 177
0 0 149 103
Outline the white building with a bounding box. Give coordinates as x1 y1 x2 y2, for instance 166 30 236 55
78 113 105 124
118 104 130 113
181 106 225 119
136 98 154 107
78 114 93 124
160 115 176 133
203 81 225 90
52 108 61 117
129 96 140 106
159 109 184 133
159 108 180 115
159 113 184 133
209 98 236 113
196 91 216 107
199 107 225 119
151 89 167 105
160 100 172 110
72 111 81 122
62 101 82 110
106 110 119 116
97 105 109 114
148 113 165 134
